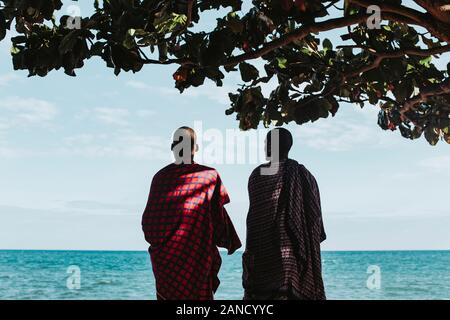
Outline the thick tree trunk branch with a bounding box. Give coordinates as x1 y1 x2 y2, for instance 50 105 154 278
344 45 450 80
350 0 450 43
223 13 370 66
140 1 450 73
142 14 371 66
415 0 450 24
224 8 450 67
402 78 450 117
350 0 426 24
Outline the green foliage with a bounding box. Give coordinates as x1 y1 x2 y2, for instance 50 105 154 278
0 0 450 145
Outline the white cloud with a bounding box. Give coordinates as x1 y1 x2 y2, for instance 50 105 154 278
93 107 130 126
126 80 176 96
182 83 235 106
325 209 450 219
126 80 234 106
136 109 156 118
0 146 20 158
126 80 150 90
0 73 20 86
59 132 170 161
0 129 29 158
294 105 401 151
64 133 97 145
78 106 155 126
63 200 138 215
296 120 374 151
0 97 57 157
0 96 57 126
119 134 170 160
419 155 450 172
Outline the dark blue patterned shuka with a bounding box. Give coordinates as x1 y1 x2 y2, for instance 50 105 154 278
243 159 326 300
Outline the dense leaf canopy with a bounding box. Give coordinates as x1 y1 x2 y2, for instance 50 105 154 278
1 0 450 145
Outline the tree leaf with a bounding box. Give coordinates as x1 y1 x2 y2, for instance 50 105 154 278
276 57 287 69
59 30 80 55
323 38 333 51
239 62 259 82
0 11 6 42
424 126 439 146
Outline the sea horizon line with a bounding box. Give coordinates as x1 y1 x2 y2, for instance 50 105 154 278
1 248 449 253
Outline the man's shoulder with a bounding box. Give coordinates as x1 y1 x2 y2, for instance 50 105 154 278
249 160 315 178
249 162 273 180
152 163 220 184
152 164 174 180
194 163 218 173
249 159 301 174
193 164 220 181
295 163 319 185
296 162 313 176
156 163 175 173
155 163 218 174
250 162 267 174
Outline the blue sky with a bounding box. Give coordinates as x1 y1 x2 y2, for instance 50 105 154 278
0 1 449 251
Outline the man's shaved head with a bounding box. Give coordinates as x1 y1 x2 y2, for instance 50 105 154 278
266 128 293 160
171 126 198 163
172 126 196 150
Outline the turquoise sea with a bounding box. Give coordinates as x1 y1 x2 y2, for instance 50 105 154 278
0 250 449 300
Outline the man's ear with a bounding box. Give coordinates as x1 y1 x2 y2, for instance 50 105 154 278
194 144 199 152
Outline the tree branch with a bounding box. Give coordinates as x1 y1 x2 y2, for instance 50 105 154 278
141 57 193 65
401 78 450 117
415 0 450 24
141 8 450 69
223 13 371 66
349 0 450 43
344 45 450 80
350 0 426 24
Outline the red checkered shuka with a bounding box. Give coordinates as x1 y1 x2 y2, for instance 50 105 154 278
142 163 241 300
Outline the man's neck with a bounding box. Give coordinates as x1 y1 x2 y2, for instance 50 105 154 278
174 157 195 165
270 155 289 163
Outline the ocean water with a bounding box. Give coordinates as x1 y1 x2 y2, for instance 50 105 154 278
0 250 449 300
